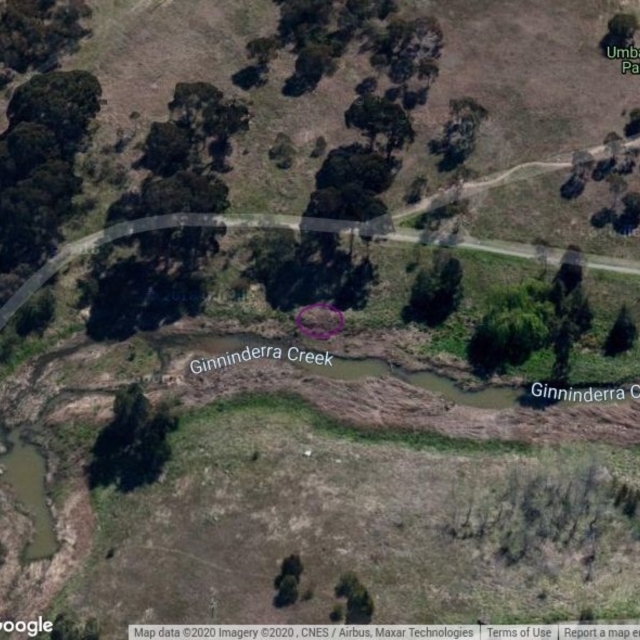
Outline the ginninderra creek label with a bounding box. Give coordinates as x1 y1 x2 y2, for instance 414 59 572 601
189 344 334 375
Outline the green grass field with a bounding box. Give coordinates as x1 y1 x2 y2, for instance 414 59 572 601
46 394 640 631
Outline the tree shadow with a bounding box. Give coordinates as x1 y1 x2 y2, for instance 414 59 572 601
282 73 317 97
85 258 207 341
87 403 177 493
232 65 268 90
245 232 378 313
560 175 585 200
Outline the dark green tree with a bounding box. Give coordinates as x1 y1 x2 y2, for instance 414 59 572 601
335 572 374 624
277 0 333 48
561 150 594 199
274 553 304 588
550 319 572 385
274 575 299 607
6 122 60 178
316 144 393 193
169 82 224 133
605 304 637 356
601 13 639 51
468 280 554 371
366 16 442 84
7 70 101 158
614 191 640 234
345 94 414 157
273 553 304 607
407 250 463 325
142 122 190 177
88 384 177 491
247 36 280 64
0 0 91 74
553 245 584 295
283 43 336 96
625 108 640 138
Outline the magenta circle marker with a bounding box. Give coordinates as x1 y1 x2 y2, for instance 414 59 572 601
295 302 344 340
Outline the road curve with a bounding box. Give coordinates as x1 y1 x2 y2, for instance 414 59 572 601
3 209 640 335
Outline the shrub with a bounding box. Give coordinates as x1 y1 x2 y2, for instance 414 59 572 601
329 603 345 622
269 133 296 169
274 574 299 607
310 135 327 158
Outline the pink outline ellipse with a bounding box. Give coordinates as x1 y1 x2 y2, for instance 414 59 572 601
295 303 345 340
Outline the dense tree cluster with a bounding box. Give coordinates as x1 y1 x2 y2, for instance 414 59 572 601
88 383 178 491
468 279 555 371
345 94 414 158
0 0 91 74
156 82 251 173
283 42 339 96
430 97 488 171
578 132 640 235
560 150 595 200
139 82 250 178
467 246 599 380
83 83 247 340
246 226 377 311
548 247 593 383
141 122 190 177
566 133 637 206
302 143 395 254
232 0 443 101
405 250 463 326
0 71 101 302
232 36 280 89
366 17 442 82
84 257 210 340
591 190 640 235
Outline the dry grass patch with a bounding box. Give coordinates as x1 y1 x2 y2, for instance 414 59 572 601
50 396 640 633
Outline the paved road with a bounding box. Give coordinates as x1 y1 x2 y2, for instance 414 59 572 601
2 208 640 335
2 136 640 333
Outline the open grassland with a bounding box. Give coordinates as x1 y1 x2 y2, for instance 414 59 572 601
467 170 640 260
49 0 640 220
49 395 640 632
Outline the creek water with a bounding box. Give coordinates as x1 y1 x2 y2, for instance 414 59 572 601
152 333 523 410
0 429 58 560
0 331 527 562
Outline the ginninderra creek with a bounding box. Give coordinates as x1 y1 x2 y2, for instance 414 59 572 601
0 330 627 562
0 428 58 561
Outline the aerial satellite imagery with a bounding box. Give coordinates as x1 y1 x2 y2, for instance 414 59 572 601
4 0 640 636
